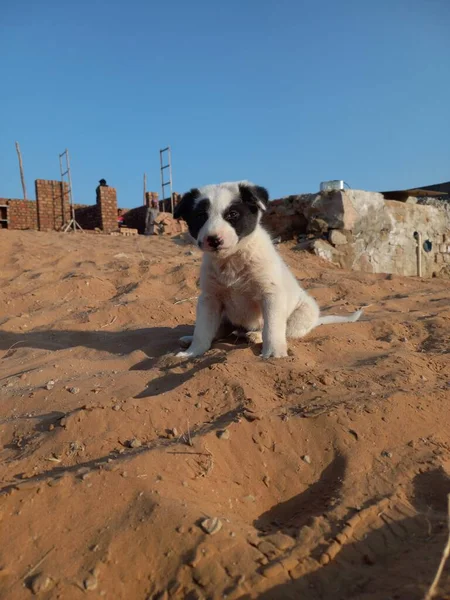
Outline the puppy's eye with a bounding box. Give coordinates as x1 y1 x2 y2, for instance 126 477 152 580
225 210 239 221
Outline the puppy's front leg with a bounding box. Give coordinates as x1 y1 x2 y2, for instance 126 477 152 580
176 293 221 359
261 294 288 359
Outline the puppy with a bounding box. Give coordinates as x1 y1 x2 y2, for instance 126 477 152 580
174 181 362 359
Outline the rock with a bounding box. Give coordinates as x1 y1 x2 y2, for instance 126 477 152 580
167 428 178 438
243 495 256 503
45 380 55 390
262 561 284 579
30 573 52 594
262 475 270 487
311 239 340 264
217 429 230 440
266 532 295 551
128 438 142 449
328 230 348 246
83 573 98 591
200 517 222 535
68 387 80 395
381 450 393 458
302 455 312 464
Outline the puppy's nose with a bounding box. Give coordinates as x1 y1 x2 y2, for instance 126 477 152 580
207 235 222 249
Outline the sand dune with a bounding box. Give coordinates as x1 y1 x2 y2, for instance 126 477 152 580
1 230 449 599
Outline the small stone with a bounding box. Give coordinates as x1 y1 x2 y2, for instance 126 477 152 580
68 387 80 395
45 380 55 390
262 475 270 487
381 450 393 458
217 429 230 440
243 495 256 503
167 428 178 438
176 525 185 534
195 402 202 408
30 573 52 594
328 230 348 246
48 424 54 431
200 517 223 535
128 438 142 449
83 573 98 591
112 404 121 411
302 455 312 464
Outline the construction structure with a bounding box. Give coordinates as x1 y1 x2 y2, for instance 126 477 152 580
59 148 82 232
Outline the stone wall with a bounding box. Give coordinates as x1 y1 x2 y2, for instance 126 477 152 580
263 189 450 278
35 180 70 231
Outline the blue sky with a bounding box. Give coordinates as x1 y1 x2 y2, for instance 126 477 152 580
1 0 449 207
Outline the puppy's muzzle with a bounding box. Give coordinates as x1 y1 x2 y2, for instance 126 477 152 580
199 235 223 251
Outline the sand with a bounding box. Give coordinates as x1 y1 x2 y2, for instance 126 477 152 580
0 229 449 600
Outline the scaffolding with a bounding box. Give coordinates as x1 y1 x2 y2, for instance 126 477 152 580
59 148 82 233
159 146 173 213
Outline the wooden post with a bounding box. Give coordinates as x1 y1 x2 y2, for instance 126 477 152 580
15 142 27 200
416 232 422 277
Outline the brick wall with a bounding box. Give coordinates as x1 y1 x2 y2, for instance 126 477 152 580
35 180 70 231
4 199 38 230
74 203 101 230
159 192 181 213
97 186 118 233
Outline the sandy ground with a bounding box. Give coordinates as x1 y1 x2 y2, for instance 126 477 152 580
0 230 449 600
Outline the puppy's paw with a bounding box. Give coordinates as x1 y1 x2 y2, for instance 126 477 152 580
179 335 193 348
260 344 288 359
176 347 207 359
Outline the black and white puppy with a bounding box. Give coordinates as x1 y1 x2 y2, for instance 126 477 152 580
174 181 362 359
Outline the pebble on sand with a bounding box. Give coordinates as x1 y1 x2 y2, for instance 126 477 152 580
200 517 223 535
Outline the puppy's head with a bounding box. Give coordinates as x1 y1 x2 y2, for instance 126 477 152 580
174 181 269 254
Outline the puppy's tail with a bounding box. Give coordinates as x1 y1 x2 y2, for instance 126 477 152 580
318 309 363 326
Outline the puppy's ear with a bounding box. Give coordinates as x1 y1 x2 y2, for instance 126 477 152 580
173 188 200 221
238 183 269 212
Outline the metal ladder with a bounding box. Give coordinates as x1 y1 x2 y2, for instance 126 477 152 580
59 148 83 232
159 146 173 213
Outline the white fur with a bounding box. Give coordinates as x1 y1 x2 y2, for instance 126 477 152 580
177 182 362 359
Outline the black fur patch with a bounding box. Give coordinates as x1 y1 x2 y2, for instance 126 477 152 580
174 188 211 240
188 198 211 239
173 188 200 221
223 184 270 240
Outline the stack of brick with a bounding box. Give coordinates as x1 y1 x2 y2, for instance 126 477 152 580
35 180 70 231
4 199 38 230
97 186 118 233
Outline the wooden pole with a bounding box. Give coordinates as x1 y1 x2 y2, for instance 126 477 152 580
15 142 27 200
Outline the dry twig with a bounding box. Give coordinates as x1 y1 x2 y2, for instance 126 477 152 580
100 315 117 329
174 296 198 305
423 494 450 600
